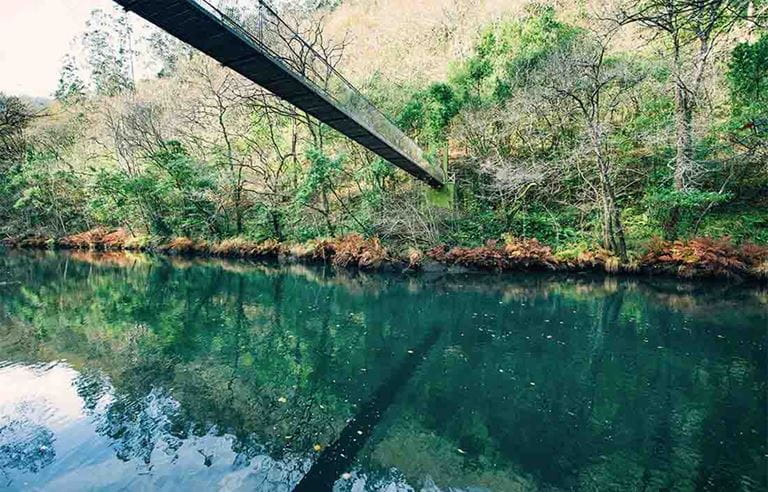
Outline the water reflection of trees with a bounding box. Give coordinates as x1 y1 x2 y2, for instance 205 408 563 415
0 420 56 480
0 252 765 490
1 253 433 474
363 283 766 490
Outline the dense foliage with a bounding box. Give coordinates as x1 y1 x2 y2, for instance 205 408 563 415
1 1 766 261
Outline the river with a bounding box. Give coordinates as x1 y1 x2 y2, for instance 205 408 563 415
0 251 765 491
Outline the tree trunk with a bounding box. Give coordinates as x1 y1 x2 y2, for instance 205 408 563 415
591 126 628 261
322 189 334 235
673 82 694 191
235 186 243 236
611 204 628 260
600 184 627 261
271 209 283 241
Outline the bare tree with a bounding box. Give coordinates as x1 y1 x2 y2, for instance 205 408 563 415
0 95 34 166
615 0 755 191
169 58 256 235
373 189 450 246
469 30 644 259
241 9 355 236
544 34 645 259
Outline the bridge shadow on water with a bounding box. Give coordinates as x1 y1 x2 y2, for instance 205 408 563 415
295 325 442 490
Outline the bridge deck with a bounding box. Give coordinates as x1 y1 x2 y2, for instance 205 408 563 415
114 0 444 188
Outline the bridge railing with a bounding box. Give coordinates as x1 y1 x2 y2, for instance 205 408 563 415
191 0 442 182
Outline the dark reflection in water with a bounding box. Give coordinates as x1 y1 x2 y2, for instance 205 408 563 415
0 250 765 491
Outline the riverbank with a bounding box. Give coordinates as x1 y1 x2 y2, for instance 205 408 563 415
3 228 767 283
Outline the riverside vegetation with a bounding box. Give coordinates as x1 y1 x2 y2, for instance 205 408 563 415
1 0 767 280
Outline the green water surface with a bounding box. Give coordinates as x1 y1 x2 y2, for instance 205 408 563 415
0 251 765 491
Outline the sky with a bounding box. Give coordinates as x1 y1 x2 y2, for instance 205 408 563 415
0 0 112 98
0 0 309 98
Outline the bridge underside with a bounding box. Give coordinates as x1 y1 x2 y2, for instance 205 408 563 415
114 0 444 188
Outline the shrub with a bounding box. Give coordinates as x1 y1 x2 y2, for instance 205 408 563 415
58 228 111 249
557 247 621 273
740 242 768 279
312 234 389 269
640 237 767 278
286 241 317 259
740 242 768 267
210 237 282 258
406 248 424 270
14 235 52 249
502 235 558 269
430 241 507 270
159 237 208 255
57 228 134 250
124 234 151 251
427 237 557 271
101 229 131 249
643 189 732 239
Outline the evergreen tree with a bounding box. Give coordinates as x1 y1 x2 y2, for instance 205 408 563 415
54 54 86 103
82 8 134 97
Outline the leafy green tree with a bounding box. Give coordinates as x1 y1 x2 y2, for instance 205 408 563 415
54 54 86 104
145 31 192 78
82 8 134 96
296 148 344 235
398 83 461 144
451 4 578 104
398 6 577 146
90 141 220 237
1 95 34 235
644 188 733 239
729 35 768 116
10 152 88 235
727 33 768 167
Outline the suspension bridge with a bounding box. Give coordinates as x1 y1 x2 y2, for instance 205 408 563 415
112 0 445 188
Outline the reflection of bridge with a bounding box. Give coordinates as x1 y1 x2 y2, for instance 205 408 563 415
113 0 444 188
